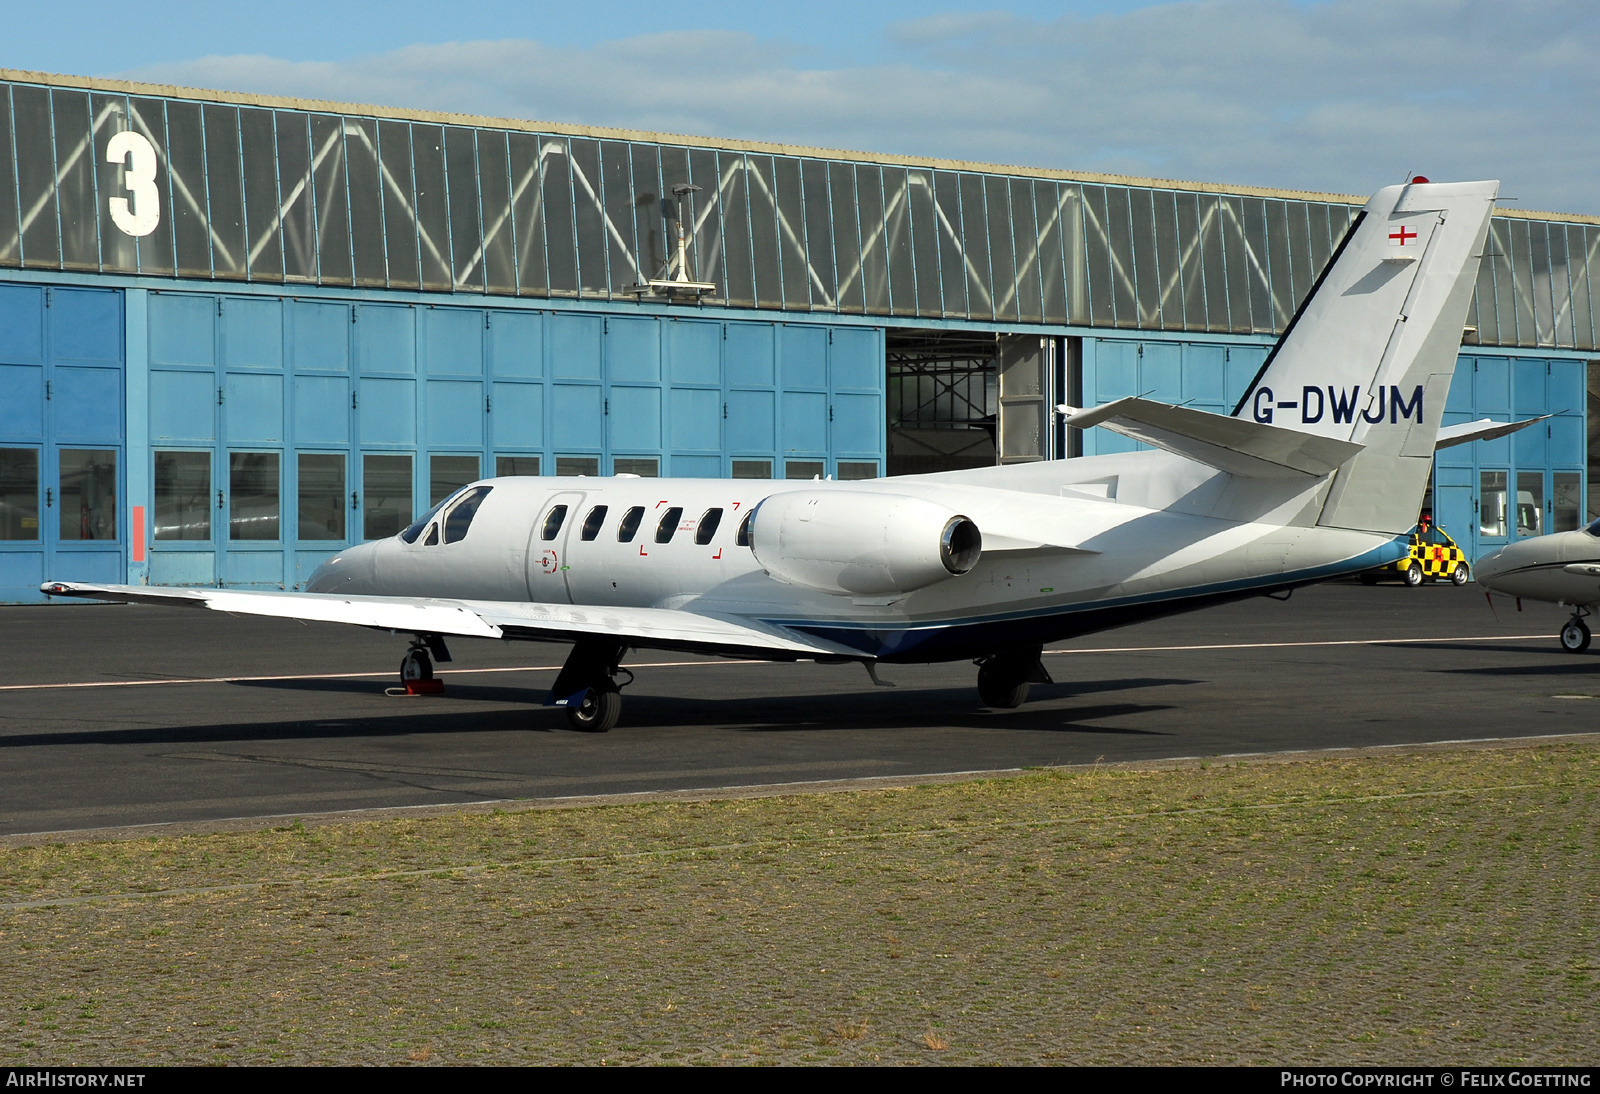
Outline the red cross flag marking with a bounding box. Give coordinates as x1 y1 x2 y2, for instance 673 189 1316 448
1389 225 1417 246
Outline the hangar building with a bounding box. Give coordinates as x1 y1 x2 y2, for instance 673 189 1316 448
1 69 1597 602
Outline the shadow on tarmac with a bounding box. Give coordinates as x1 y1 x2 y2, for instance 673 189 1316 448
1387 641 1567 656
1431 662 1600 677
0 680 1191 749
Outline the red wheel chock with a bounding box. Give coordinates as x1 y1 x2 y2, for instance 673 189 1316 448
386 678 446 697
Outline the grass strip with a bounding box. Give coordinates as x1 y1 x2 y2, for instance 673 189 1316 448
2 743 1596 1065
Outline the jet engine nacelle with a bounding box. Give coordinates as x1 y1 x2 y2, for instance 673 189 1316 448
748 490 982 597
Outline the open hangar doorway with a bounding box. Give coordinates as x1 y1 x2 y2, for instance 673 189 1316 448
884 328 1074 476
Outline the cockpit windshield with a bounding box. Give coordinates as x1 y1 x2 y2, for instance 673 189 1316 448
1586 517 1600 537
400 496 450 544
444 486 493 544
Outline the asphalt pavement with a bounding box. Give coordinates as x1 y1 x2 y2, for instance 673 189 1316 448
2 580 1592 837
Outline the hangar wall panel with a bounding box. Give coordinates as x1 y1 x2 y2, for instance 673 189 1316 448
0 284 125 603
122 288 883 590
1438 355 1586 560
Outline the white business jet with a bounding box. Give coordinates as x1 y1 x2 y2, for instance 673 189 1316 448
1474 523 1600 652
45 178 1537 732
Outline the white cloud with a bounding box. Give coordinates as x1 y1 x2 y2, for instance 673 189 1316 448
119 0 1600 213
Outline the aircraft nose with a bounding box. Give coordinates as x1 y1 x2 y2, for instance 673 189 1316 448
1473 542 1520 589
306 542 377 593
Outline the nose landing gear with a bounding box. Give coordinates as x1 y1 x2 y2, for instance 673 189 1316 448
548 638 632 732
401 645 433 682
397 636 450 695
1560 610 1592 653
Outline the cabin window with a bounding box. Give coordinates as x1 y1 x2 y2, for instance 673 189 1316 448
655 506 684 543
695 508 723 545
616 506 644 542
443 486 493 544
737 510 756 547
581 504 609 541
541 504 569 541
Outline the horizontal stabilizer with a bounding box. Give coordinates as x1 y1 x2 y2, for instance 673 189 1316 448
1434 415 1549 450
1060 397 1364 480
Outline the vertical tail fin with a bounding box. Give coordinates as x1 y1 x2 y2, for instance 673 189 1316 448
1232 180 1498 534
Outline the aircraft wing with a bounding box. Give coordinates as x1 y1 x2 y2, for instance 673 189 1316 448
1060 396 1365 480
1434 416 1549 450
39 582 857 660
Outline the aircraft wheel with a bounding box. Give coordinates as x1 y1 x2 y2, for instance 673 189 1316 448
400 647 433 683
1404 562 1424 588
1560 618 1591 654
977 662 1030 709
566 682 622 732
1358 573 1380 586
1451 563 1470 587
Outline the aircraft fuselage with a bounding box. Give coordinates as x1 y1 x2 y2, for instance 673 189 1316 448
307 462 1403 663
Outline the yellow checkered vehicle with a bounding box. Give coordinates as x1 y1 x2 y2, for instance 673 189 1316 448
1360 523 1470 587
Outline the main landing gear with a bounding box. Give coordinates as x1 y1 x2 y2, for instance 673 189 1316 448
976 646 1052 709
1560 609 1592 653
548 638 633 732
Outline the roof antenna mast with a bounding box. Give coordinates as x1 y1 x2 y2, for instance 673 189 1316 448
625 183 718 301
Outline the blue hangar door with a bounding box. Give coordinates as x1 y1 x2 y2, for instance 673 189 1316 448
0 284 126 603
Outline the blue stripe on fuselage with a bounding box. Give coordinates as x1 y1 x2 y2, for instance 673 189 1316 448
761 537 1408 662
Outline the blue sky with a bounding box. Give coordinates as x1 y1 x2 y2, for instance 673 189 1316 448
4 1 1167 70
7 1 1599 214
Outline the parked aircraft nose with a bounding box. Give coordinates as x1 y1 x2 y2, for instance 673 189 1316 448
1474 535 1558 595
306 542 377 594
1473 544 1514 587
